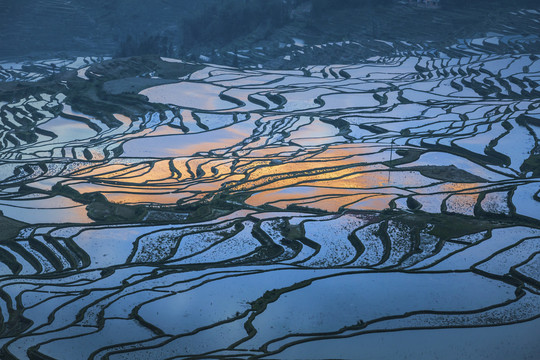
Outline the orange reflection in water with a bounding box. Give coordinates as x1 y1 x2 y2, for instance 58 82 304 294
121 120 254 158
270 195 353 212
346 194 395 211
244 167 397 211
69 182 179 194
439 182 482 193
232 165 391 193
72 164 129 177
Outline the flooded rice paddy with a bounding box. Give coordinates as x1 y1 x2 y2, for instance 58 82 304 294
0 35 540 359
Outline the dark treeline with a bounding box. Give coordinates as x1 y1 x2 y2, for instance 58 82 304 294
441 0 539 8
115 0 398 58
311 0 540 12
116 0 298 58
311 0 393 15
182 1 290 48
116 35 175 58
2 0 540 58
114 0 540 58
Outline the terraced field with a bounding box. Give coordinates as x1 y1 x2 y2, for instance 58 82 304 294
0 34 540 358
